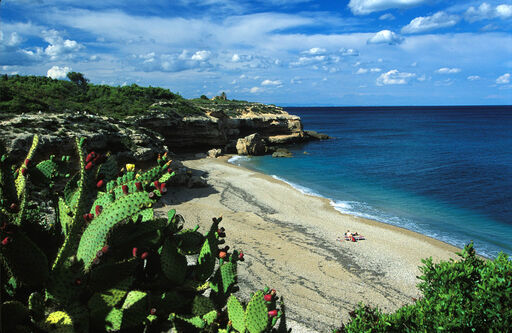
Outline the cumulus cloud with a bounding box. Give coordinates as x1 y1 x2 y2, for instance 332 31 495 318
356 68 368 74
231 54 240 62
436 67 461 74
467 75 481 81
47 65 71 79
249 86 263 93
348 0 427 15
303 47 326 55
42 30 83 60
367 30 404 45
1 31 22 47
376 69 416 85
465 3 512 22
496 73 510 84
402 12 460 34
261 79 282 86
191 50 211 61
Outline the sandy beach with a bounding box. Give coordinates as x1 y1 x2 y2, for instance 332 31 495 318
156 156 461 332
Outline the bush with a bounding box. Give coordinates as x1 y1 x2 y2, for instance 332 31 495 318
338 243 512 332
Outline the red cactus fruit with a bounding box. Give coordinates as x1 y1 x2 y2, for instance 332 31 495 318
167 168 173 174
135 182 142 191
85 161 93 170
101 245 109 253
9 203 18 211
122 185 129 195
218 251 227 259
1 237 11 246
21 168 27 176
153 181 160 189
140 251 149 260
96 179 105 188
95 205 102 216
238 252 244 260
24 158 30 167
159 183 167 193
150 308 157 315
264 294 272 302
83 214 90 222
85 152 96 163
75 278 82 286
88 213 94 221
132 247 138 257
268 310 278 317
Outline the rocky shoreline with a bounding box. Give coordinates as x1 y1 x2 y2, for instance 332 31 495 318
1 104 329 163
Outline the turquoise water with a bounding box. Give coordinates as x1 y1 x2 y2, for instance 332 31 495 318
230 106 512 258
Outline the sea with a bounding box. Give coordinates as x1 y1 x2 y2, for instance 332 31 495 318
229 106 512 259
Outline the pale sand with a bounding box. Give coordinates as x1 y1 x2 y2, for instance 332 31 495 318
156 156 461 332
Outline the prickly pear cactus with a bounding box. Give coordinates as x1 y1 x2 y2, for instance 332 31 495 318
0 135 286 333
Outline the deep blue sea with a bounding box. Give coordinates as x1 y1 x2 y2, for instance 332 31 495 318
230 106 512 258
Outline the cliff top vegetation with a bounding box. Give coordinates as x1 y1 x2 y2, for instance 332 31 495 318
0 73 282 120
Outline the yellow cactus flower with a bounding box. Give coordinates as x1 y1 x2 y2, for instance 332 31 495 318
126 164 135 172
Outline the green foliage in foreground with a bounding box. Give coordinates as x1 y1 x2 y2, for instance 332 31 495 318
337 243 512 332
0 135 286 332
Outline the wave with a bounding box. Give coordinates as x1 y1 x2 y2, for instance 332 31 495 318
268 174 499 258
227 155 251 165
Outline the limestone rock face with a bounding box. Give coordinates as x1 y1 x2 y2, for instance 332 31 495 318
236 133 266 156
0 113 167 162
207 148 222 158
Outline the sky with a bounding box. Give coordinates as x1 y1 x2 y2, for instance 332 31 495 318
1 0 511 106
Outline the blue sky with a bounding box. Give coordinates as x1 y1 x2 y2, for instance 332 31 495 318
1 0 511 106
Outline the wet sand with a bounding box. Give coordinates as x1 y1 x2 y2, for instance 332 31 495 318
156 156 460 332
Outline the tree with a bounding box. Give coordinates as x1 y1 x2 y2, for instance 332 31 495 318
66 71 89 91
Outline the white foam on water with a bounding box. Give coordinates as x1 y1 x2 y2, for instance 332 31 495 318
227 155 251 165
271 175 323 197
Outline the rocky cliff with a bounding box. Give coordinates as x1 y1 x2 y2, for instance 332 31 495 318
1 103 325 162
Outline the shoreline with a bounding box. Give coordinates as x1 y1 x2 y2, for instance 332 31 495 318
226 155 462 255
158 155 461 332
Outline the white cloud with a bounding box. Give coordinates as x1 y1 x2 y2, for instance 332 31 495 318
496 4 512 19
250 86 263 93
261 79 282 86
436 67 461 74
340 48 359 56
467 75 481 81
376 69 416 85
417 74 427 81
191 50 211 61
379 13 395 20
303 47 326 55
402 12 460 34
465 3 512 22
356 68 368 74
367 30 404 45
348 0 427 15
0 32 22 47
231 53 240 62
370 68 382 72
42 30 83 60
496 73 510 84
47 65 71 79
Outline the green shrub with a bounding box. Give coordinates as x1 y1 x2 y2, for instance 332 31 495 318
338 243 512 332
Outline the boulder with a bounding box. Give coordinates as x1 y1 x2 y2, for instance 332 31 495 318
207 148 222 158
305 130 330 140
236 133 266 156
272 148 293 158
